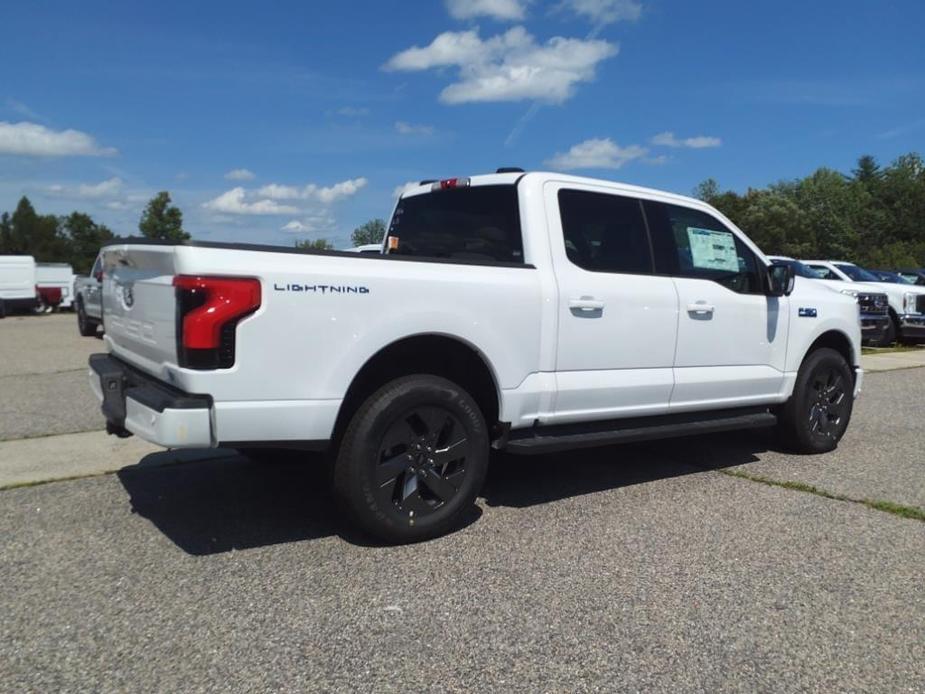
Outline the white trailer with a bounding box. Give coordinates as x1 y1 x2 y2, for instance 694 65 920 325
0 255 38 317
36 262 77 310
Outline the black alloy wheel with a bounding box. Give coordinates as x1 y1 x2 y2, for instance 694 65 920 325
333 374 489 543
777 347 854 453
375 406 470 518
806 366 849 443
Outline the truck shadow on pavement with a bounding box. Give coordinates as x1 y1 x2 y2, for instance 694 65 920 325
117 430 771 555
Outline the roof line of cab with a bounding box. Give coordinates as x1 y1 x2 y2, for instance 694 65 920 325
400 170 708 210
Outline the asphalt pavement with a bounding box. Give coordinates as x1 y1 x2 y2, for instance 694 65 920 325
1 313 923 692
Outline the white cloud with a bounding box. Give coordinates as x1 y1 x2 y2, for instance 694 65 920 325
393 181 421 198
651 131 722 149
47 177 124 199
445 0 530 21
280 210 337 234
563 0 642 24
395 121 435 136
384 27 617 104
224 168 255 181
0 121 117 156
202 187 299 215
336 106 370 117
256 177 368 204
546 137 647 170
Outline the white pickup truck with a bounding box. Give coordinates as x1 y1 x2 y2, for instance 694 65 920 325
89 170 863 542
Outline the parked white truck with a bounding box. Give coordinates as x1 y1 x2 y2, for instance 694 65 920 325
88 171 863 542
802 260 925 345
0 255 38 317
74 254 104 335
36 262 76 311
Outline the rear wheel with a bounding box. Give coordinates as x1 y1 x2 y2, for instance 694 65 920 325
77 300 97 336
777 348 854 453
333 375 489 544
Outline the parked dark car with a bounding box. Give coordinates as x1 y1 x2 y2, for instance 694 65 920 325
896 269 925 286
870 269 914 284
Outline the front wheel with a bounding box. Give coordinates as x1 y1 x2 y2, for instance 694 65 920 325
77 301 97 336
333 375 489 544
776 348 854 453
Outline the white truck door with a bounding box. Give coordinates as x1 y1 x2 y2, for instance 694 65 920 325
544 183 679 423
643 200 788 410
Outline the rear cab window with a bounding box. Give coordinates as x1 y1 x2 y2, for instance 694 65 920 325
387 185 524 264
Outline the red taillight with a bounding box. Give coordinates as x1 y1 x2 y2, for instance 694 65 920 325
431 177 471 191
174 275 261 368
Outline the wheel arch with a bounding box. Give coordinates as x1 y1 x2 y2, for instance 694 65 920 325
804 329 857 372
331 333 504 445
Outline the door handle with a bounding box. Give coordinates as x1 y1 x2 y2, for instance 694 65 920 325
687 302 715 314
569 297 605 311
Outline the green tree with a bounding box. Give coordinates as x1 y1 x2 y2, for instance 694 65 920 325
295 238 334 250
139 191 189 241
61 212 114 273
9 196 65 260
852 154 881 188
693 178 720 203
350 218 386 247
0 212 11 253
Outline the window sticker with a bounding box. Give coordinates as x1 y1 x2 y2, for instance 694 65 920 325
686 227 739 272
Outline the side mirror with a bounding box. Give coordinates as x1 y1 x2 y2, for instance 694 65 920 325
767 264 795 297
94 270 103 282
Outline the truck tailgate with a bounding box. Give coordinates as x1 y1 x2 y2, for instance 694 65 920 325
101 244 179 374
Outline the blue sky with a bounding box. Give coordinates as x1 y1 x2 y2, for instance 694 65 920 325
1 0 923 248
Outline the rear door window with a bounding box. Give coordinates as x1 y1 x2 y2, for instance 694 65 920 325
387 185 524 264
557 189 653 275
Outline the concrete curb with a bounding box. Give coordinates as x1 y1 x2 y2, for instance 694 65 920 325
0 430 237 490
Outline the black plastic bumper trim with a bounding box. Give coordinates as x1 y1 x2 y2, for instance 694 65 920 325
89 354 212 430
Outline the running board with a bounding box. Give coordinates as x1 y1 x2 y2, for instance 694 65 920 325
505 409 777 455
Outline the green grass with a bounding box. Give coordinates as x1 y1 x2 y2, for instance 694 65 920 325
721 469 925 522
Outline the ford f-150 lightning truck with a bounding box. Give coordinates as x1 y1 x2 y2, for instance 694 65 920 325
88 171 863 542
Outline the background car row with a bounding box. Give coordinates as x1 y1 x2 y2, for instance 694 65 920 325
0 255 77 317
771 256 925 346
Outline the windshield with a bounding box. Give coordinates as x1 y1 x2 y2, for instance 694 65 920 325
771 258 819 279
834 263 880 282
387 185 524 263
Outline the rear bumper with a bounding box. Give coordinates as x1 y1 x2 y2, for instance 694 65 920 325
898 314 925 340
860 314 890 345
88 353 340 449
89 354 213 448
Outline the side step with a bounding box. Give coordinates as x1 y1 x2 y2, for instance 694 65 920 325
505 409 777 456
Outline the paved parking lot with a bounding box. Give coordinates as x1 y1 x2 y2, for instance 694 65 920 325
1 314 923 692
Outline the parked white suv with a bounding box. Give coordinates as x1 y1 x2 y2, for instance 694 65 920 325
88 171 863 542
802 260 925 344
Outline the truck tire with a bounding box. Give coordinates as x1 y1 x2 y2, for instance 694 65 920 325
877 313 898 347
333 375 489 544
77 300 97 337
776 347 854 454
